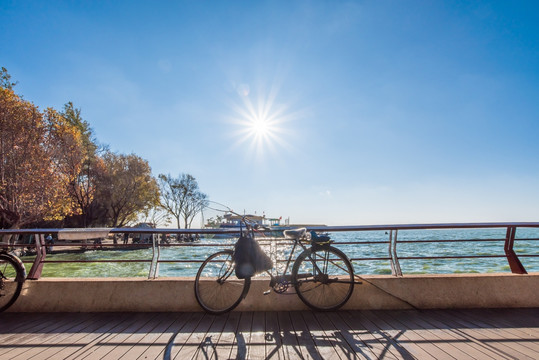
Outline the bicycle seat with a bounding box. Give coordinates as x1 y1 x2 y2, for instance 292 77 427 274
283 228 307 240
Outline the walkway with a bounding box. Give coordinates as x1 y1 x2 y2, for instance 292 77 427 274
0 308 538 359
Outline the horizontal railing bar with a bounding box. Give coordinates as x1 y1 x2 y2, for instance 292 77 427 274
11 238 538 247
23 259 153 263
400 255 506 260
2 221 539 235
397 238 506 243
27 253 537 264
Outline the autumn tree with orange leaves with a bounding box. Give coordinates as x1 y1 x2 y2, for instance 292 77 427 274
0 86 85 228
0 68 164 229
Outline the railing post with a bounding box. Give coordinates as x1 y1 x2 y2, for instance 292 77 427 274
27 233 47 280
393 230 402 276
389 230 402 277
504 226 527 274
148 233 160 279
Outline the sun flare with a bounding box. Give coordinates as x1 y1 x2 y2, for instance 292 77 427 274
252 119 269 136
227 87 298 159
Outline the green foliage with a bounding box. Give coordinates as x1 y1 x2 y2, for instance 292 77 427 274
0 67 17 90
61 102 96 153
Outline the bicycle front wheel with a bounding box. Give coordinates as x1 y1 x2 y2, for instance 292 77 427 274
292 246 354 311
194 250 250 314
0 254 25 313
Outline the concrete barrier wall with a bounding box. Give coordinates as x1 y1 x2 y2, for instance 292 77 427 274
9 273 539 312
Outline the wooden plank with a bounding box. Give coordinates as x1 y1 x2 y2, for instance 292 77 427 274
416 309 512 360
460 308 539 340
101 313 170 359
314 311 365 359
344 310 407 360
431 309 527 360
371 310 456 359
302 311 350 359
75 312 157 359
491 308 539 330
324 311 378 359
210 311 241 360
0 312 50 334
117 312 186 360
248 311 266 359
135 312 194 360
0 314 82 359
337 311 399 360
192 313 229 360
384 310 480 360
300 311 334 359
477 309 539 354
39 313 129 360
265 311 283 360
234 311 253 360
155 311 204 359
9 313 100 360
0 312 62 345
173 312 216 359
0 312 91 358
446 309 538 359
63 313 135 360
362 310 440 359
289 311 322 360
277 310 303 360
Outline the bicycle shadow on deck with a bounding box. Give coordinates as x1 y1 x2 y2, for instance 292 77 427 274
163 311 414 360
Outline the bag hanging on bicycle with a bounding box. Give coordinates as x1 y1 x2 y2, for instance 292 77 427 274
233 234 273 279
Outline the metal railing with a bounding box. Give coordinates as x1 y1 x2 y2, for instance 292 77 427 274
1 222 538 279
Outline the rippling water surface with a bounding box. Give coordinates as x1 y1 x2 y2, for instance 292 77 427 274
23 228 539 277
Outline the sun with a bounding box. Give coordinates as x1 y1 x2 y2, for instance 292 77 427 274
228 90 294 159
252 118 269 136
249 117 273 140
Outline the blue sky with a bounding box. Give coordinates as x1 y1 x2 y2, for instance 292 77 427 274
2 1 539 225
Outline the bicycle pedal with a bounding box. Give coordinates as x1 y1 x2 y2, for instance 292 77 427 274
263 290 271 295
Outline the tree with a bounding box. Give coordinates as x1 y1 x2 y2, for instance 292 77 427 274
158 173 208 228
0 86 84 229
60 102 104 227
182 191 208 228
0 67 17 90
42 107 86 221
139 205 171 228
97 152 160 227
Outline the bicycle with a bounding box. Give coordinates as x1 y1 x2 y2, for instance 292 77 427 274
0 249 26 313
194 211 357 314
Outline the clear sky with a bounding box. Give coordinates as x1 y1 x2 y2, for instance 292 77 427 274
2 1 539 225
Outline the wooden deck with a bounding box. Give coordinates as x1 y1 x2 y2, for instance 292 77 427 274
0 308 537 359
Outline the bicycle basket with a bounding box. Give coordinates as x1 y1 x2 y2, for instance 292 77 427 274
233 234 273 279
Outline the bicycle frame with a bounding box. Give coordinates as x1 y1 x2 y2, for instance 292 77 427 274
263 234 334 290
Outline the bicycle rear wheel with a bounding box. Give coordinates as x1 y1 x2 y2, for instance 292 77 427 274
194 250 250 314
292 246 354 311
0 253 25 313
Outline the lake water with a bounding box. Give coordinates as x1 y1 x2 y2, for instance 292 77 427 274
24 227 539 277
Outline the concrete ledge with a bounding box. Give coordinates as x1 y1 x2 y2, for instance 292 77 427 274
9 273 539 312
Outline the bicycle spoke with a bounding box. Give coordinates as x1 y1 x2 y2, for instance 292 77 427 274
292 246 354 311
0 254 24 312
194 250 250 314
